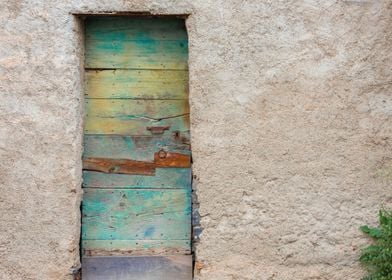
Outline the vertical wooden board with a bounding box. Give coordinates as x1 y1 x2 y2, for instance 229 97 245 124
82 169 191 189
83 135 190 161
85 70 188 99
82 189 191 240
82 240 191 256
82 255 192 280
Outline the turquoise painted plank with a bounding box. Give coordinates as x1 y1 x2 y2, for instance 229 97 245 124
82 256 192 280
85 17 187 41
85 69 188 99
83 134 190 161
82 169 191 189
82 189 191 240
82 240 191 256
85 17 188 69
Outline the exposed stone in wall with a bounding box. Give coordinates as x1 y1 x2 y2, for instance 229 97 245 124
0 1 391 279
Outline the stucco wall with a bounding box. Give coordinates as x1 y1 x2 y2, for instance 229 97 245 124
0 1 391 279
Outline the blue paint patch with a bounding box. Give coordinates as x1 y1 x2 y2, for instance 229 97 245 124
144 226 155 238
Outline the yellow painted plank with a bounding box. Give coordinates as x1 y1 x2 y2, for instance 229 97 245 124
84 99 190 135
85 70 188 99
82 240 191 256
85 99 189 118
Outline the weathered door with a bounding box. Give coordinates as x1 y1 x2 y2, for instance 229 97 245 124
81 17 192 279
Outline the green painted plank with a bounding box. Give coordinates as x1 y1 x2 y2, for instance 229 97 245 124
85 70 188 99
82 240 191 256
83 134 190 161
85 17 188 69
82 255 192 280
82 169 191 189
82 189 191 240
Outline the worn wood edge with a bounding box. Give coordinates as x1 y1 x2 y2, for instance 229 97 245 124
81 255 193 280
82 240 191 256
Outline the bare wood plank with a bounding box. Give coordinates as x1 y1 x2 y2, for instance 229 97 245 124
83 158 155 175
82 169 191 189
83 134 190 162
82 240 191 256
154 151 191 168
82 189 191 241
82 255 192 280
85 70 188 99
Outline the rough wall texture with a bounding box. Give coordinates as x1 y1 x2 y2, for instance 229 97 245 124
0 0 391 279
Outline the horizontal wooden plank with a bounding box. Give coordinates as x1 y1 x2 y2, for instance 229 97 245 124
84 115 189 135
85 17 188 70
154 151 191 168
82 169 191 189
85 17 187 41
82 240 191 256
82 189 191 240
83 134 190 161
84 99 190 135
83 153 190 174
82 255 192 280
85 70 188 99
85 99 189 119
83 158 156 175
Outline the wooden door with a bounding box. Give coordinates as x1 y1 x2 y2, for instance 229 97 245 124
81 17 192 279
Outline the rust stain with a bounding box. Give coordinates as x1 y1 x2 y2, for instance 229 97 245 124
195 261 204 275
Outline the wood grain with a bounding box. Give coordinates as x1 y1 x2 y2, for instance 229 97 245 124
83 134 190 162
82 240 191 256
154 151 191 168
83 158 156 175
82 189 191 241
85 69 188 99
85 17 188 70
82 169 191 189
84 99 189 135
82 255 192 280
